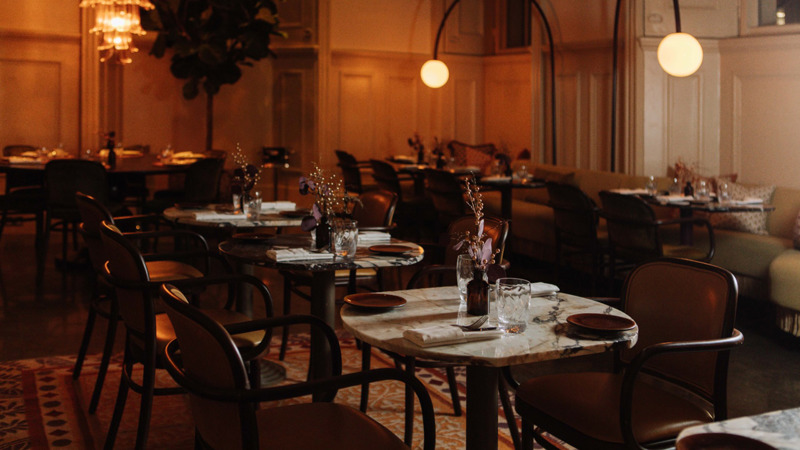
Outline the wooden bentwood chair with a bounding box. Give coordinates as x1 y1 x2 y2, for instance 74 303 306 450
335 149 372 194
99 221 274 450
513 258 743 450
159 283 436 450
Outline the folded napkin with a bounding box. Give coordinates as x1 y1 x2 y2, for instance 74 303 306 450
656 194 689 203
531 282 559 297
21 151 38 158
611 188 650 195
192 211 244 221
404 325 504 347
358 231 392 242
260 201 296 211
6 156 40 164
731 197 764 205
266 248 334 262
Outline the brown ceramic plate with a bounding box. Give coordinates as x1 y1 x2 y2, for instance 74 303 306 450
566 313 636 332
368 244 412 255
676 433 775 450
279 209 310 218
231 232 274 243
344 293 406 309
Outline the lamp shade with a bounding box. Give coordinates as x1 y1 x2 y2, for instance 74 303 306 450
657 32 703 77
420 59 450 88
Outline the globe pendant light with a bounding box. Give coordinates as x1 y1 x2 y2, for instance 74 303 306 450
657 0 703 77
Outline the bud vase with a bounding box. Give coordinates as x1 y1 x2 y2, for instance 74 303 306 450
315 216 331 250
467 268 489 316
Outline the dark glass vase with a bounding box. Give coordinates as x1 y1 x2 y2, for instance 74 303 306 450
467 268 489 316
315 216 331 250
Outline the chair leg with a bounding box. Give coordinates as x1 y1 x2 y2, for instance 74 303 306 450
499 376 521 450
403 356 416 446
445 366 462 416
73 303 98 379
279 278 292 361
135 356 156 450
104 360 130 450
521 418 534 450
359 342 371 412
89 303 118 413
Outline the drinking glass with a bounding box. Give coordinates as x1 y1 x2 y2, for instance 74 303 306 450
496 277 532 333
456 254 474 303
160 144 173 163
645 175 657 196
718 182 730 205
232 193 242 212
696 180 710 201
244 191 262 220
332 218 358 260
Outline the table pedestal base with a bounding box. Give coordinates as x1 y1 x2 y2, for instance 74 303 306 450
466 365 499 450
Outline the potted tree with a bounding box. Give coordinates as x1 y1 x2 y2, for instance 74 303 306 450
143 0 283 150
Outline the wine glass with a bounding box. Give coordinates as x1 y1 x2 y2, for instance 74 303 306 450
645 175 657 196
456 254 475 303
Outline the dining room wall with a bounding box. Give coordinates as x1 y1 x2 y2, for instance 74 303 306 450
0 0 81 152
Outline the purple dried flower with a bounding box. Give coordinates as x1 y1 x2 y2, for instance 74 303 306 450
312 203 322 221
300 215 317 232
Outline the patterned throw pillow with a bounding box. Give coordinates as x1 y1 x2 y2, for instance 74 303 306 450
709 182 775 235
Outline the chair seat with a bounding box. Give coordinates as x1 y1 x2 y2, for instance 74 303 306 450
515 371 713 446
146 260 205 281
663 244 711 261
256 402 408 450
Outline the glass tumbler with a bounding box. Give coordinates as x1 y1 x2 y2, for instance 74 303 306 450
496 277 532 333
456 254 475 303
244 191 262 220
332 218 358 260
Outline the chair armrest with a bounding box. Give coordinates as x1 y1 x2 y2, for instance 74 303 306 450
161 343 437 450
123 228 210 252
619 329 744 448
167 273 273 317
114 213 172 231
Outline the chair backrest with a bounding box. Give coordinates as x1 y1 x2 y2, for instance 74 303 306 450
424 169 467 221
369 159 404 201
3 145 43 191
185 156 226 203
599 191 661 263
447 140 497 173
76 192 115 275
336 150 364 193
547 182 600 249
45 159 110 218
99 221 156 343
351 189 397 228
620 258 738 407
160 284 254 450
446 215 509 266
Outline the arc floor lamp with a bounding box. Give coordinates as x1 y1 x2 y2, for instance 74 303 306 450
421 0 557 165
610 0 702 171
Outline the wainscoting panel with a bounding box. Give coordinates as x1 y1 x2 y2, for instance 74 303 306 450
557 73 580 168
337 71 377 162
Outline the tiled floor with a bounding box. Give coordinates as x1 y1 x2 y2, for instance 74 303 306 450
2 217 800 422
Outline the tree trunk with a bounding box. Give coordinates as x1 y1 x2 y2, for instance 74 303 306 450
206 92 214 151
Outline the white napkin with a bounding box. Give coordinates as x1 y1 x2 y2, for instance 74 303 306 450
531 282 559 297
173 151 206 159
266 248 334 262
403 325 504 347
656 194 688 203
611 188 650 195
730 197 764 205
358 231 392 242
260 201 296 211
6 156 39 164
482 175 511 182
192 211 244 221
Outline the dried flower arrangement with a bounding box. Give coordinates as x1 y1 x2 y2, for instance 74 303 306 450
453 177 503 278
298 164 359 231
230 144 261 195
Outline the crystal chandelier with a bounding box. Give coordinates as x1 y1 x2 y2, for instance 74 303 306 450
79 0 155 64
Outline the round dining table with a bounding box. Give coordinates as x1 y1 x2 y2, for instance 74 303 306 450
341 286 638 450
0 153 198 175
219 234 425 393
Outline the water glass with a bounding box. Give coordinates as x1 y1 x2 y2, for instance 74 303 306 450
696 180 710 201
332 218 358 260
244 191 262 220
160 144 173 163
645 175 657 196
232 193 242 212
496 278 532 333
456 254 475 303
718 182 730 205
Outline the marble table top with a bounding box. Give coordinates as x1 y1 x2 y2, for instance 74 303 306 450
677 407 800 449
163 204 303 228
218 234 424 271
341 286 638 367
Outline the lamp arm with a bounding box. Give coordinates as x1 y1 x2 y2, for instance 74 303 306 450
610 0 623 173
433 0 463 60
530 0 557 165
672 0 682 32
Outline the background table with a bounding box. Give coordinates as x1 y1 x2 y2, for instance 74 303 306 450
479 176 545 220
341 286 637 450
677 406 800 449
162 205 303 229
219 234 425 387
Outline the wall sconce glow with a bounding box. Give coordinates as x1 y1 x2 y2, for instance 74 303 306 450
420 59 450 88
657 32 703 77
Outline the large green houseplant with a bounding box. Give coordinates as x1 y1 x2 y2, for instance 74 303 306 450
143 0 282 150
